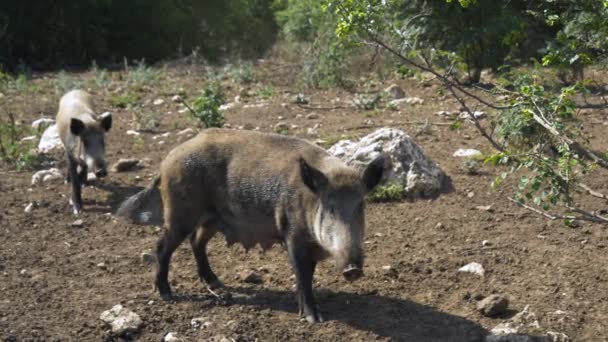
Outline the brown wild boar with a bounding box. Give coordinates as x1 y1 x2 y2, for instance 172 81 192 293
117 129 388 323
57 90 112 215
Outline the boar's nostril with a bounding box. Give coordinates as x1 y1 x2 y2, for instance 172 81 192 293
342 265 363 282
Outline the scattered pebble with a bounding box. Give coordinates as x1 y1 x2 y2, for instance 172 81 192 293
191 317 213 329
24 203 34 214
476 205 494 212
71 219 84 228
126 130 141 136
164 332 182 342
240 269 263 284
482 240 492 247
171 95 182 102
453 149 482 157
458 262 485 276
153 98 165 106
305 113 320 120
32 168 63 185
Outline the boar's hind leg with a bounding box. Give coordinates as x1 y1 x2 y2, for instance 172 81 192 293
66 154 83 215
286 235 323 323
190 224 223 289
155 219 193 300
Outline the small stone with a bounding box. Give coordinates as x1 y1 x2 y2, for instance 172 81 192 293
164 332 182 342
274 122 289 132
141 251 156 265
111 158 140 173
305 113 320 120
467 191 475 198
99 304 142 335
476 205 494 212
453 149 482 157
482 240 492 247
435 222 444 229
381 265 398 278
24 203 34 214
171 95 182 102
240 269 263 284
477 294 509 317
32 168 63 185
126 130 140 136
177 128 196 136
97 262 107 270
307 127 318 136
458 262 485 276
191 317 213 329
153 98 165 106
71 219 84 228
384 84 406 100
277 116 284 120
546 331 569 342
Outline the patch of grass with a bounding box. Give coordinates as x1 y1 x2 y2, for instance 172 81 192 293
132 109 161 131
0 72 31 93
54 71 84 94
449 119 463 130
125 59 160 86
257 85 275 98
0 113 44 170
110 93 140 108
225 61 256 84
367 183 407 202
91 62 111 89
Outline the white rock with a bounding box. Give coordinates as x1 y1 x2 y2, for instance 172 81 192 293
153 132 171 140
389 97 424 107
459 111 487 121
24 203 34 214
177 128 196 136
191 316 213 329
482 240 491 247
32 118 55 131
328 128 446 198
164 332 182 342
126 130 140 136
453 148 482 157
219 102 236 111
486 306 541 342
38 124 62 153
458 262 485 276
99 304 142 335
547 331 569 342
307 127 319 136
153 98 165 106
435 111 454 120
21 135 37 142
32 168 63 185
178 108 188 114
171 95 182 102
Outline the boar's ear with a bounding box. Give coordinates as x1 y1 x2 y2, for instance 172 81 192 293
99 112 112 132
362 153 389 192
70 118 85 136
299 157 328 194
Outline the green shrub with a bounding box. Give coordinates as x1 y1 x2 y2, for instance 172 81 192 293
0 114 43 170
367 183 407 202
190 83 226 128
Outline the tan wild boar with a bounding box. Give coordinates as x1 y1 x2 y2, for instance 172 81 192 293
57 90 112 215
117 128 388 323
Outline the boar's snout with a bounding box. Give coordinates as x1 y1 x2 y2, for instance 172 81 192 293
342 264 363 282
95 168 107 178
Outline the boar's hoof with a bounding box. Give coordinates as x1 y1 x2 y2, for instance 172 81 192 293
95 169 108 178
159 291 173 301
304 311 324 324
208 279 224 290
342 265 363 282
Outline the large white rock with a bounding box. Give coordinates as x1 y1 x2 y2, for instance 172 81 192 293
328 128 446 198
31 168 63 185
99 304 143 335
38 124 63 153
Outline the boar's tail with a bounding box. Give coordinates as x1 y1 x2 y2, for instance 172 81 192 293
116 176 163 225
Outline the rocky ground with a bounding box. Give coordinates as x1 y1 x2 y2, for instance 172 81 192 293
1 60 608 341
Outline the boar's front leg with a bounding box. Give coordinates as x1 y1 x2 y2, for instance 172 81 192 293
286 233 323 323
66 154 83 215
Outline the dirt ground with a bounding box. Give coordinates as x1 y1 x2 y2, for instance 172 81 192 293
2 60 608 342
